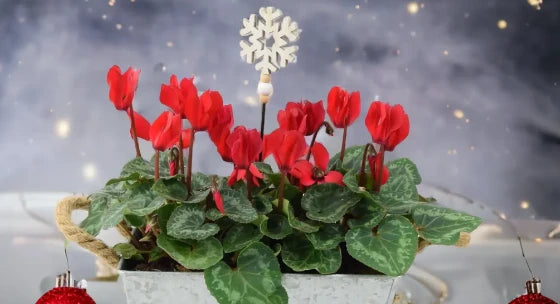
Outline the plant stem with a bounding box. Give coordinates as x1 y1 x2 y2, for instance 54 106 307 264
154 150 160 181
277 171 286 213
128 104 142 158
359 143 375 187
246 168 253 201
186 131 196 196
259 103 266 161
339 124 348 163
118 222 142 249
374 145 385 192
306 121 334 161
178 130 185 182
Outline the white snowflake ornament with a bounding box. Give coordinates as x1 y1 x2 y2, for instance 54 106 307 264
240 7 301 74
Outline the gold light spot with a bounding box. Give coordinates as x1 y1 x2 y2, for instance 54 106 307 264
355 4 360 9
115 23 122 30
347 13 353 20
465 118 470 123
335 47 340 53
454 109 464 119
55 119 71 138
244 96 258 106
527 0 542 10
498 212 507 220
407 2 420 14
212 73 217 80
443 50 449 55
520 200 530 209
469 146 475 151
535 238 542 243
101 14 107 20
166 41 174 48
243 80 249 85
83 163 97 181
497 20 507 30
447 149 458 155
108 0 115 6
130 0 135 2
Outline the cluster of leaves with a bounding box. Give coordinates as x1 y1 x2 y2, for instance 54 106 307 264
81 145 481 304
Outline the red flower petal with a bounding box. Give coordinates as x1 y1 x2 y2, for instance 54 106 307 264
181 128 192 149
365 102 409 151
127 109 151 141
290 160 315 186
149 111 181 151
265 129 307 172
213 191 225 214
310 142 329 172
324 171 344 186
327 86 360 128
107 65 140 111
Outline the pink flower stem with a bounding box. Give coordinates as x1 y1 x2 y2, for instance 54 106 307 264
339 124 348 163
178 129 185 183
277 171 286 213
154 150 160 181
128 104 142 158
306 121 334 161
186 131 196 196
358 143 376 187
374 145 385 192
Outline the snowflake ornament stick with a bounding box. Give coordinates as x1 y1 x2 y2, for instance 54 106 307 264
240 6 301 159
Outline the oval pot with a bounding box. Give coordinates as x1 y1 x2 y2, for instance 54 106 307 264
120 270 399 304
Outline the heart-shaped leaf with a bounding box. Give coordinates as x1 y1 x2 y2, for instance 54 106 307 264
380 173 418 202
123 182 165 216
157 233 222 270
152 176 188 201
348 196 386 229
346 215 418 276
206 208 224 221
106 172 141 186
259 214 293 240
281 234 341 274
184 173 212 204
277 199 321 233
387 158 421 185
413 204 481 245
81 184 126 236
223 223 263 253
113 243 141 259
150 151 171 177
301 183 362 223
305 224 345 250
327 145 365 172
254 194 273 215
157 204 177 235
204 242 288 304
220 188 258 223
121 157 154 178
167 204 219 240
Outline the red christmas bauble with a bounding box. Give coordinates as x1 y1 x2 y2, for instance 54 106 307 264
508 293 557 304
36 287 96 304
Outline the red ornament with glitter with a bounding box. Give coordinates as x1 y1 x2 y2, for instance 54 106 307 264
35 270 95 304
508 279 557 304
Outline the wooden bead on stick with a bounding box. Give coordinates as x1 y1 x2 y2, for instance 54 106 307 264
257 73 273 103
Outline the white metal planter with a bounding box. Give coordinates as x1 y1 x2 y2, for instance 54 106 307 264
120 270 398 304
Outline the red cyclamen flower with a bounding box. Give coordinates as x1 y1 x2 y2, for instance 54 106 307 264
277 100 325 136
213 190 225 214
127 109 151 141
290 143 344 187
327 86 360 128
226 126 263 186
159 75 198 118
368 153 390 186
185 89 224 131
263 129 307 172
365 102 409 151
208 105 234 162
149 111 182 151
106 65 140 111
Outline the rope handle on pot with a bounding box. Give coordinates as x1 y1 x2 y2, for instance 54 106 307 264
55 195 125 269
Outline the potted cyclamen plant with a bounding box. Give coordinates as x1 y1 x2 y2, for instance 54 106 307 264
55 65 481 304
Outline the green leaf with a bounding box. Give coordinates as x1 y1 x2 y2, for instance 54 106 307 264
412 204 481 245
380 199 420 215
114 243 141 259
387 158 421 185
281 234 341 274
152 176 188 201
346 215 418 276
185 173 212 204
285 200 320 233
148 247 166 263
206 208 224 221
259 214 293 240
157 204 177 235
301 183 362 223
157 233 222 270
106 172 141 186
204 242 288 304
121 157 154 178
380 173 418 202
80 184 126 236
305 224 345 250
253 162 273 175
342 170 363 193
222 224 263 253
123 182 165 216
348 196 386 229
254 194 273 215
150 150 170 177
328 145 365 171
220 188 258 223
167 204 219 240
